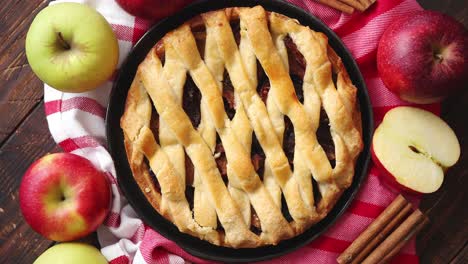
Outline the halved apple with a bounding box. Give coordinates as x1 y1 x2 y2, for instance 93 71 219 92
372 106 460 194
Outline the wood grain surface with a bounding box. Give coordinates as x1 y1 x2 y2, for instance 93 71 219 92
0 1 466 263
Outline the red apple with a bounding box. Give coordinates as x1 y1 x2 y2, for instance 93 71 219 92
19 153 111 241
377 11 468 104
116 0 193 20
372 107 460 194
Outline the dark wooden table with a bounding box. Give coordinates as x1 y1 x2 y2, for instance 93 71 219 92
1 1 467 263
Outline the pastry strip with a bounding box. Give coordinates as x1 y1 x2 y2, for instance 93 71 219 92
193 23 220 229
158 44 188 218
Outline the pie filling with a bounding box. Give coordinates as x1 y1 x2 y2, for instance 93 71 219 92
147 21 337 233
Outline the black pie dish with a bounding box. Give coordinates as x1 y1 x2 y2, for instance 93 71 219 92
106 0 373 262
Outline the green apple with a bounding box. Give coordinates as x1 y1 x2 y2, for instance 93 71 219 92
25 2 119 93
34 243 108 264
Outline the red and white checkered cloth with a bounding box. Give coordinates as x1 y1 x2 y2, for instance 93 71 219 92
44 0 438 263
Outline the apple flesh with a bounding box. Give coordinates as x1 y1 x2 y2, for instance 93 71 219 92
372 107 460 194
25 2 119 93
19 153 111 241
377 11 468 104
34 243 107 264
116 0 193 20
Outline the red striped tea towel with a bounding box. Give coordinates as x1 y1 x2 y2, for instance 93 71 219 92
44 0 436 263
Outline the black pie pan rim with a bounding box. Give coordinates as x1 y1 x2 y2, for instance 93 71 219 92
106 0 374 262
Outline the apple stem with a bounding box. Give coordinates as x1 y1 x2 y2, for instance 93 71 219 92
60 192 66 202
57 32 71 50
432 45 444 63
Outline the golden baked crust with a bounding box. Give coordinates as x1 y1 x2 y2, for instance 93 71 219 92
120 5 363 248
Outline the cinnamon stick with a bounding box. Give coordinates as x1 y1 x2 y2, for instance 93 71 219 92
317 0 355 14
337 195 409 264
380 217 429 263
338 0 366 11
350 203 413 264
362 209 427 264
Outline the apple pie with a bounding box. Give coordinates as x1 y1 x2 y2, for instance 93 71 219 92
120 5 363 248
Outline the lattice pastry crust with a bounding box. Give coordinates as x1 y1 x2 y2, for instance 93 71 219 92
121 6 363 248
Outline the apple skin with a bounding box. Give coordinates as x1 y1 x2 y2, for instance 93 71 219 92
377 10 468 104
34 243 107 264
371 144 422 195
19 153 111 242
25 3 119 93
116 0 193 20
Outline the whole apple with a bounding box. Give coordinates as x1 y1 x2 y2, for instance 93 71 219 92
34 243 107 264
116 0 193 20
377 11 468 104
19 153 111 241
25 3 119 93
